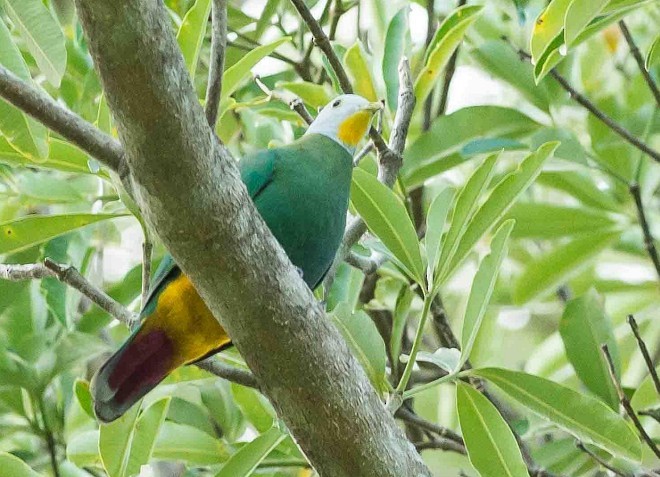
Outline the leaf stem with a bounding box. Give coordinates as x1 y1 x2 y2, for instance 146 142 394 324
627 315 660 395
618 20 660 107
396 295 433 394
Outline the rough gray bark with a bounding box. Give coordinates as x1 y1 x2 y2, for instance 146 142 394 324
73 0 431 475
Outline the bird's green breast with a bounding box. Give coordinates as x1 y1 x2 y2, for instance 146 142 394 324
241 133 353 288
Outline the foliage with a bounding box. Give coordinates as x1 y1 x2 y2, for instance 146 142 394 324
0 0 659 476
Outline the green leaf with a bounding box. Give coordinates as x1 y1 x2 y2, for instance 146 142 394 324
332 305 388 393
536 170 620 212
215 426 286 477
0 22 48 160
456 382 529 477
513 230 620 304
4 0 67 87
351 168 424 283
277 81 331 109
0 452 42 477
255 0 280 38
425 187 455 286
74 379 95 420
471 40 550 112
232 384 276 433
176 0 212 79
153 422 231 465
382 7 409 111
415 348 461 373
445 142 558 280
646 34 660 70
459 220 514 369
471 368 642 461
0 213 127 255
99 404 141 477
564 0 609 48
559 291 620 409
221 38 290 105
66 430 101 468
402 106 541 188
530 0 571 63
390 285 413 364
125 398 172 476
504 202 622 239
343 42 378 101
415 5 483 104
436 154 498 284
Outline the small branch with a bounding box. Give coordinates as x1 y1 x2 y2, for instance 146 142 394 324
515 49 660 164
141 234 153 308
414 439 466 454
38 397 61 477
0 65 124 174
619 20 660 107
601 344 660 458
627 315 660 394
205 0 228 128
436 0 467 118
0 261 261 390
396 407 464 446
255 76 314 125
576 441 631 477
629 183 660 282
196 358 260 389
353 142 374 166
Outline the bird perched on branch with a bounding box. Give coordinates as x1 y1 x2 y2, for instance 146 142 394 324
92 94 382 422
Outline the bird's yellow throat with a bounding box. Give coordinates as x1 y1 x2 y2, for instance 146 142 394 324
337 111 373 148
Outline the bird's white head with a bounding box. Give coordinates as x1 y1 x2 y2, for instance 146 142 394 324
305 94 382 154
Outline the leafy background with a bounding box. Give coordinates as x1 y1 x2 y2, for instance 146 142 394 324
0 0 659 476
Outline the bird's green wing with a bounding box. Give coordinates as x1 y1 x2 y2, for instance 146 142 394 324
239 148 277 199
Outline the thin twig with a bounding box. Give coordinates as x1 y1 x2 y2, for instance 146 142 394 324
576 441 631 477
324 59 415 290
414 439 466 454
396 407 464 446
205 0 228 128
627 315 660 394
0 65 124 174
619 20 660 107
629 182 660 282
602 344 660 458
0 261 260 390
141 235 153 308
38 397 61 477
437 0 467 117
515 48 660 164
255 76 314 125
353 142 374 166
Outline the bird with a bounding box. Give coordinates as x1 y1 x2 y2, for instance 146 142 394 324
91 94 382 422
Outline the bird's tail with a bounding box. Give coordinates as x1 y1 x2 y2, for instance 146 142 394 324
91 273 231 422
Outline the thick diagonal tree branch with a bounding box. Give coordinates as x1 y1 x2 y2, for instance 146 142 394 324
73 1 430 475
0 65 124 173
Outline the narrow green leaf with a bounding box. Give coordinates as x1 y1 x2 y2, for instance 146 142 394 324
0 21 48 160
255 0 280 38
232 384 276 433
436 154 498 284
530 0 571 63
277 81 331 109
332 305 388 393
445 142 558 280
459 220 514 369
0 213 127 255
415 348 461 373
390 286 413 364
415 5 483 104
456 382 529 477
220 38 291 104
425 187 455 286
402 106 541 188
74 379 95 420
4 0 67 87
0 452 42 477
504 202 622 239
351 168 424 283
125 398 172 476
513 230 620 304
382 7 409 111
559 291 620 409
215 426 285 477
176 0 212 79
536 170 620 212
344 42 378 101
471 368 642 461
153 422 231 465
646 34 660 70
564 0 609 48
66 430 101 468
99 404 141 477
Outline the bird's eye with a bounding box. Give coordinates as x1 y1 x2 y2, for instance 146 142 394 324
332 99 341 108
